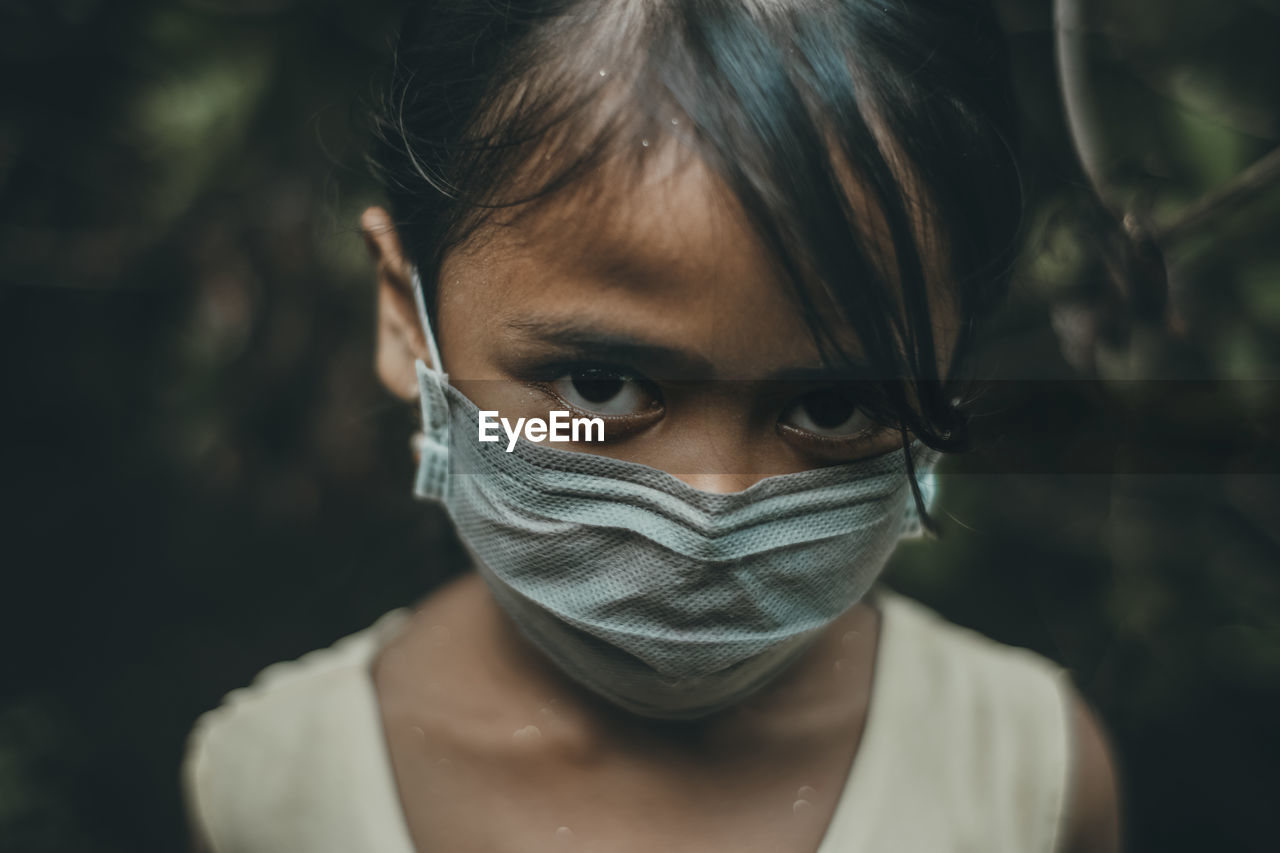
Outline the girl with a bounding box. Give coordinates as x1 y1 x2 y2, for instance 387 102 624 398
183 1 1121 850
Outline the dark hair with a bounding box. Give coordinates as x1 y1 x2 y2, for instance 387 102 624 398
368 0 1022 536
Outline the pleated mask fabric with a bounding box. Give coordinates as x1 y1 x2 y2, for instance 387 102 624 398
408 271 941 720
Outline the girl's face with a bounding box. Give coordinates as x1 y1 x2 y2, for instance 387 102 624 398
368 148 957 494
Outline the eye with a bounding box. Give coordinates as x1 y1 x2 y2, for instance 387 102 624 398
550 366 661 417
780 388 877 438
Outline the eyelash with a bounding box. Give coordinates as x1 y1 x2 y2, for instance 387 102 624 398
777 419 888 450
521 360 890 450
524 362 663 422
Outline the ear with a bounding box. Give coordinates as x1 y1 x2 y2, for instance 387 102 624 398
362 206 428 401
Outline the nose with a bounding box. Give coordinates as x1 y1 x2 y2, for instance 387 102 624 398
642 393 787 494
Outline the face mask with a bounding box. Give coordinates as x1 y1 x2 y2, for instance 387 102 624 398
408 270 941 720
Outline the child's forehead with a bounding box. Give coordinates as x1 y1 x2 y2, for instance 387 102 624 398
480 139 912 320
438 146 875 377
447 149 773 306
503 143 760 284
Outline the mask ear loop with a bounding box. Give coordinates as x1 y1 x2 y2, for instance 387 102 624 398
409 266 452 500
411 266 444 374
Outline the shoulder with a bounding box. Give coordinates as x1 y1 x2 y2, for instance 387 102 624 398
872 589 1101 851
182 610 412 853
1059 690 1123 853
877 588 1074 723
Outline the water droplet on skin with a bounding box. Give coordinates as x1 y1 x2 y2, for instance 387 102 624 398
842 630 860 649
556 826 574 840
793 799 814 815
539 705 555 718
429 625 451 644
833 659 849 673
641 139 650 147
797 785 817 799
598 69 607 77
670 118 679 125
513 724 543 742
410 725 425 740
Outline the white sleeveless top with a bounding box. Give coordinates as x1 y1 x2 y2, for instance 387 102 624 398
183 588 1075 852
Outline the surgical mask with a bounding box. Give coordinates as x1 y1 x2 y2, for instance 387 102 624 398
408 270 941 720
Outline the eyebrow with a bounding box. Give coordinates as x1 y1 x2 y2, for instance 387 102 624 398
506 317 716 377
506 316 873 382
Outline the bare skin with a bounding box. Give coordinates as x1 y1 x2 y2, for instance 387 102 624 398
372 570 881 853
362 149 1121 852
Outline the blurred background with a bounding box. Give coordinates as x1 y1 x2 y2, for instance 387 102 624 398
0 0 1276 850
